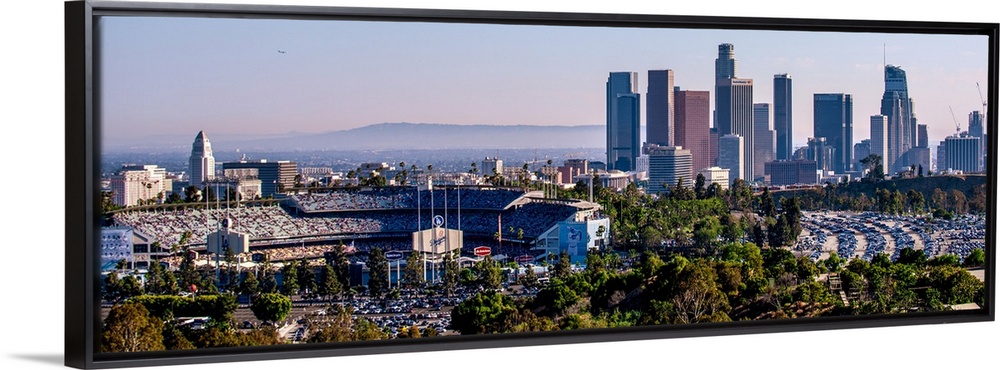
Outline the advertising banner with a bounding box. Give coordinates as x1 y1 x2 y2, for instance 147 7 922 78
559 222 589 261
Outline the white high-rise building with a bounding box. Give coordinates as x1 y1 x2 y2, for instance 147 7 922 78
697 166 730 191
717 79 755 181
647 145 692 195
189 131 216 186
110 165 171 207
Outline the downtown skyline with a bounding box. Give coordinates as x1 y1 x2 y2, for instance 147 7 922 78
99 13 988 153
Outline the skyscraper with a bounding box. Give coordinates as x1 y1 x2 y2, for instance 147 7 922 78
189 130 215 186
715 43 737 81
813 93 853 174
774 74 793 160
969 111 985 139
223 159 297 197
675 90 711 171
718 134 744 185
870 115 889 175
943 133 982 173
646 70 675 146
936 143 948 173
807 137 836 173
647 145 693 195
753 103 775 181
716 78 754 180
854 139 871 172
969 111 985 170
917 124 929 148
607 72 641 172
709 127 719 167
881 65 917 172
714 43 738 162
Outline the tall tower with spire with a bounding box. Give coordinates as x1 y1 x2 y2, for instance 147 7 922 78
189 131 216 186
715 43 753 181
881 65 916 172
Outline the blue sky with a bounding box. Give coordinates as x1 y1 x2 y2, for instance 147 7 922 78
98 15 989 149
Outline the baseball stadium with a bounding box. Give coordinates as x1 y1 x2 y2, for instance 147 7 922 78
103 186 610 271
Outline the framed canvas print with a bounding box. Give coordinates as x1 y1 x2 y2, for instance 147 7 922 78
65 0 997 368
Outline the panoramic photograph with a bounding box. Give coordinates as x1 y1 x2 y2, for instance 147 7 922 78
95 14 989 354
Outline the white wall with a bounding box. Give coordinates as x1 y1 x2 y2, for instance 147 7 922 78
4 1 996 370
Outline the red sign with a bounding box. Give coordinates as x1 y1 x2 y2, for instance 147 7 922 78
474 246 491 256
515 255 534 263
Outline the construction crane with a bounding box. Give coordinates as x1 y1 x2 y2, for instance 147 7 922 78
950 106 961 133
977 82 987 123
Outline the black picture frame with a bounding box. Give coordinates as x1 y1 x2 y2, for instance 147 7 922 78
65 1 998 369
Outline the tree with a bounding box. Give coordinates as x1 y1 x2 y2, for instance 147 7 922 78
694 173 707 199
238 270 260 300
767 216 788 248
476 255 503 291
307 305 355 343
669 260 731 324
906 190 925 214
183 185 202 203
100 303 166 353
222 248 239 292
296 259 317 297
895 248 927 267
166 192 184 204
441 250 460 296
969 185 987 214
176 244 204 293
719 242 764 280
552 251 572 279
145 262 179 295
963 248 985 267
670 177 695 200
948 190 968 214
119 275 144 301
692 217 721 255
259 260 278 294
367 248 390 298
403 251 425 290
720 213 744 244
326 243 351 291
931 189 949 210
352 318 390 341
450 292 518 335
518 264 539 289
728 179 753 210
860 154 885 181
103 272 122 303
280 263 299 296
250 293 292 324
706 182 723 199
534 278 579 314
922 265 983 305
758 187 777 218
778 197 803 245
317 264 342 302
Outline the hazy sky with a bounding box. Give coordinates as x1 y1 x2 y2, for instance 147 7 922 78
98 15 989 149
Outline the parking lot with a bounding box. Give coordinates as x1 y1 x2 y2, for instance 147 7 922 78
794 211 985 264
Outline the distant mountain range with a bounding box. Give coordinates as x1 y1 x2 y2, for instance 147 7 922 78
106 122 610 153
